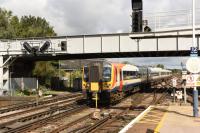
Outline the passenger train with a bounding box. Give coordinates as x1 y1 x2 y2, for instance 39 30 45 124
82 61 172 105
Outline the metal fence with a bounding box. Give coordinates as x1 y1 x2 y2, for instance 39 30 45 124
11 77 37 90
144 8 200 31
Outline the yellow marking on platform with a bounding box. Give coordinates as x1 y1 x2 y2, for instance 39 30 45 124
138 121 159 124
143 114 163 119
139 119 160 123
141 118 161 122
154 109 168 133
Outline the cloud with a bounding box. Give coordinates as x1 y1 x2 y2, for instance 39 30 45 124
1 0 199 35
0 0 131 35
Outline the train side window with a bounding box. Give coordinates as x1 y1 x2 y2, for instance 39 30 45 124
123 71 138 80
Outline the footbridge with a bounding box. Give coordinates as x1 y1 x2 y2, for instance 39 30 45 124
1 28 200 59
0 28 200 90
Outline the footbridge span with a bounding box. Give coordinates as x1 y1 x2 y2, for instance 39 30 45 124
0 28 200 90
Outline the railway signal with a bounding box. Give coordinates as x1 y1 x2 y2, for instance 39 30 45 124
131 0 143 32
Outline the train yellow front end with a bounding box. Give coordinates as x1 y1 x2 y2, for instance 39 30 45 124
82 61 114 106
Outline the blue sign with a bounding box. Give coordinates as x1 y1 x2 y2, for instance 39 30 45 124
190 47 198 57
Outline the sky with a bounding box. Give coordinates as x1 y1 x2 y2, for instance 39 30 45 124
0 0 199 68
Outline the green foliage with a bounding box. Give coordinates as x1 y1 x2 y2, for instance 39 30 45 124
33 61 65 87
15 88 37 96
71 70 82 79
171 69 181 74
0 8 56 39
0 8 59 88
122 61 131 64
156 64 165 69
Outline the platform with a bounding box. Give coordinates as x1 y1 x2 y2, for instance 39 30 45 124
120 104 200 133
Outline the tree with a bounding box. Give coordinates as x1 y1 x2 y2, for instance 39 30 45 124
19 16 56 37
32 61 65 87
156 64 164 69
0 8 58 88
122 61 131 64
0 7 56 39
0 8 13 38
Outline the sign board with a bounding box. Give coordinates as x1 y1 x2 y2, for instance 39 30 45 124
182 71 187 80
190 47 198 57
176 91 183 100
186 74 200 87
172 78 177 87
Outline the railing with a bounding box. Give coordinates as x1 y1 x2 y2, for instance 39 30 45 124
144 8 200 31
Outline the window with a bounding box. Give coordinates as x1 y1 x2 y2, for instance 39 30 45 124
83 67 89 82
61 41 67 51
103 67 111 82
123 71 138 80
90 66 100 82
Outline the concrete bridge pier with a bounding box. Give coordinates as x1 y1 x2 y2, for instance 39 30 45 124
0 55 10 92
0 56 35 94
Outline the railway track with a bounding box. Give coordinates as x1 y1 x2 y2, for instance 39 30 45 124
0 94 82 114
86 90 169 133
4 104 87 133
0 94 85 132
0 95 83 122
0 93 82 114
0 77 173 133
47 88 170 133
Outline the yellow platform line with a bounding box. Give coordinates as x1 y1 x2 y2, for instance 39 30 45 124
138 121 159 124
139 119 160 123
154 107 169 133
140 118 161 122
143 114 162 119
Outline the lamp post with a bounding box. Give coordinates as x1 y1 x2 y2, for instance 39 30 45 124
192 0 198 117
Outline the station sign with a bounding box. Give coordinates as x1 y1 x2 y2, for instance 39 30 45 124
190 47 198 57
186 74 200 87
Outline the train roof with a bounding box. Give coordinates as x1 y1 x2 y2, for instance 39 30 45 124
149 67 172 73
122 64 139 71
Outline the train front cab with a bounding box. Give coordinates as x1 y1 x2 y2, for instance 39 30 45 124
82 62 116 106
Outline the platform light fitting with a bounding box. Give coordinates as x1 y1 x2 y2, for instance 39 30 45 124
40 41 50 53
23 41 50 55
23 42 32 53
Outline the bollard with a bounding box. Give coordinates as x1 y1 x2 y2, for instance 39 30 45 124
193 88 199 117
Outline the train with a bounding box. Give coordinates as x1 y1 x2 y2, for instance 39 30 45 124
82 61 172 105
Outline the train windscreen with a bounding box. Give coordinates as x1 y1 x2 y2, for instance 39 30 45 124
103 66 111 82
89 66 100 82
83 67 89 82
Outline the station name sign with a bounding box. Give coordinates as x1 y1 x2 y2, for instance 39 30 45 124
190 47 198 57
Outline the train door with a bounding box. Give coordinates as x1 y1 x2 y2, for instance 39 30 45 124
119 68 123 91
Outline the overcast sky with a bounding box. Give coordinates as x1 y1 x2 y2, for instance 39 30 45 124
0 0 199 68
